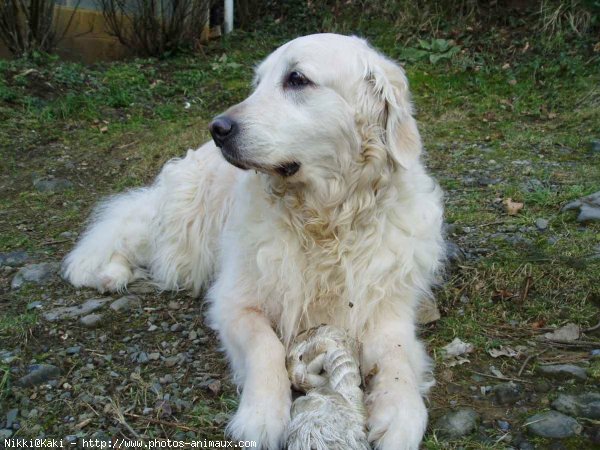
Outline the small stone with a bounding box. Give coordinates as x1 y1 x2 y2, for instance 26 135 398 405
0 251 30 267
590 139 600 153
164 356 180 367
207 380 221 395
110 295 141 312
66 346 81 355
446 241 465 267
137 352 149 364
0 429 13 439
494 382 523 405
6 409 18 428
434 408 479 438
526 411 582 438
188 331 198 340
497 420 510 431
18 364 61 387
552 393 600 420
538 364 588 381
168 301 180 310
148 352 160 361
11 262 59 289
148 324 158 332
142 407 153 415
562 191 600 223
27 301 43 310
80 313 103 328
170 323 184 332
535 218 549 231
33 177 73 193
43 297 111 322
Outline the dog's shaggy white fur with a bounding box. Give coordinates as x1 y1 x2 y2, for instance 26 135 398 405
63 34 444 449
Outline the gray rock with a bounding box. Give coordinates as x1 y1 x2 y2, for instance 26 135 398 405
27 301 43 310
0 429 13 439
5 409 18 428
494 382 523 405
80 313 103 328
110 295 141 312
446 241 465 266
552 393 600 420
562 191 600 223
590 139 600 153
0 251 30 267
43 297 111 321
11 262 59 289
521 179 544 193
434 408 479 438
18 364 60 387
535 218 549 231
33 177 73 193
66 346 81 355
538 364 588 381
526 411 582 438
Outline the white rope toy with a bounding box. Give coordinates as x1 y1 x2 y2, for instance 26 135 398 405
286 325 370 450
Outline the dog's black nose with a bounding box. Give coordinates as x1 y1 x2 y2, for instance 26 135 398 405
209 116 236 147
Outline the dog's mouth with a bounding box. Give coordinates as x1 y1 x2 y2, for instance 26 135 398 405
219 145 301 178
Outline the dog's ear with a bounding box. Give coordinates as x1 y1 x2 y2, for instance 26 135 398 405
359 51 422 170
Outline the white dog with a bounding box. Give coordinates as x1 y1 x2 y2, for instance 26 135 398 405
63 34 444 449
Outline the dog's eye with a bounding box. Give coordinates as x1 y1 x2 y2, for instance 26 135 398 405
285 71 311 88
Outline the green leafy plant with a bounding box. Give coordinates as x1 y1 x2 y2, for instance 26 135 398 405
400 38 461 64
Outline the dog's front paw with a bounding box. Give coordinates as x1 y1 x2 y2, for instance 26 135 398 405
366 389 428 450
227 386 291 450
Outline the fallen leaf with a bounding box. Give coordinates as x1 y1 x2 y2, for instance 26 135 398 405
75 418 92 429
445 356 470 367
490 366 506 378
488 346 520 358
441 338 474 359
531 319 546 330
543 323 580 342
503 198 524 216
501 63 510 70
493 289 516 301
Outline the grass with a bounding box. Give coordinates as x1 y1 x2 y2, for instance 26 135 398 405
0 5 599 448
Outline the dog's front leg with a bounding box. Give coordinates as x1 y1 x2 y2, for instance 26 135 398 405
361 313 433 450
220 306 291 450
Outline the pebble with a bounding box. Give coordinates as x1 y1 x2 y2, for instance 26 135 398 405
18 364 61 387
11 262 60 289
433 408 479 438
6 409 18 428
526 411 582 438
164 356 180 367
80 313 103 328
497 420 510 431
27 301 43 310
493 382 523 405
148 352 160 361
535 218 549 231
44 297 112 322
552 393 600 419
590 139 600 153
33 177 73 193
0 251 30 267
562 191 600 223
142 407 153 415
0 429 13 439
446 241 466 267
538 364 588 381
170 323 184 332
110 295 141 312
66 346 81 355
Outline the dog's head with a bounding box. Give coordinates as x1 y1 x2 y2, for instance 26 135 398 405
209 33 421 186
